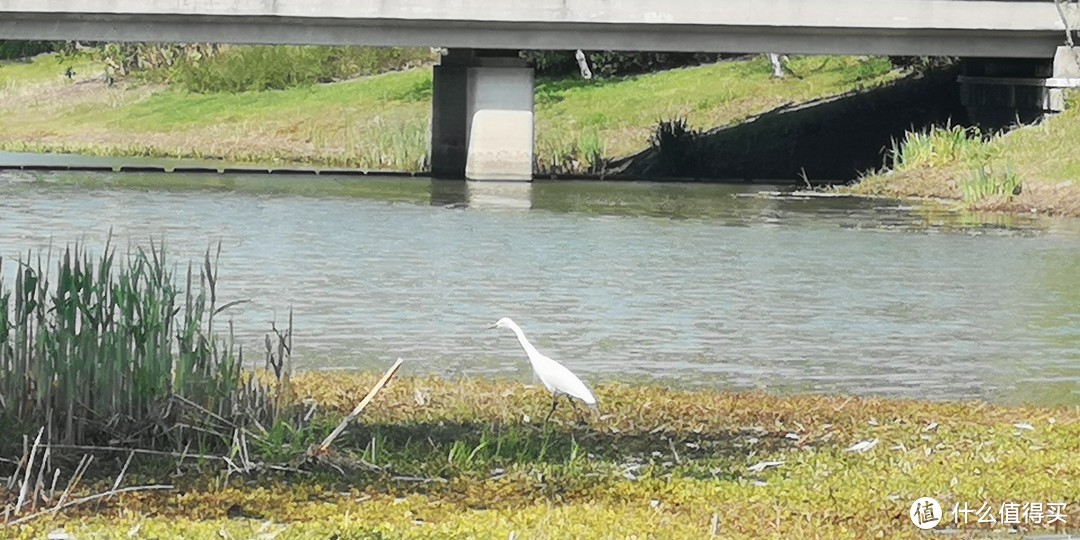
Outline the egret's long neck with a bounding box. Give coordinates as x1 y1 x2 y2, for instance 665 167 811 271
507 323 542 362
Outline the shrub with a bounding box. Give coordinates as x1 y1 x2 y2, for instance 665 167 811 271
650 118 704 178
521 50 732 78
0 40 55 60
888 56 957 74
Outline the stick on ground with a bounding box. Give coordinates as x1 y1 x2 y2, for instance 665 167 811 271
312 358 404 456
5 484 173 527
14 428 44 515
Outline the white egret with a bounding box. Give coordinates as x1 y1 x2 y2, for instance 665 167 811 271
490 317 597 422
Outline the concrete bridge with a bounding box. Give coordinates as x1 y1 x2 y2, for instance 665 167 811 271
2 0 1079 179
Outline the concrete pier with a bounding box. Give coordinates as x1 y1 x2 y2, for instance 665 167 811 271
430 51 472 179
431 50 534 181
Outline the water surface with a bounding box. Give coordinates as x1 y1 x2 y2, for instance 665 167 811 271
2 170 1078 406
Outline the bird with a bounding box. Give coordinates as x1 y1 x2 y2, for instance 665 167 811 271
490 317 597 423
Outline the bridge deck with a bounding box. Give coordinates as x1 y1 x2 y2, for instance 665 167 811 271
1 0 1078 57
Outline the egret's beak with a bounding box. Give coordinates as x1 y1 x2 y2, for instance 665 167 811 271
488 323 498 330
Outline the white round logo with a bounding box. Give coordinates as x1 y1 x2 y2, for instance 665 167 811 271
909 497 943 529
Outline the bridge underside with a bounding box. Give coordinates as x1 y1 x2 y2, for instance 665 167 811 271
3 0 1077 56
0 14 1070 58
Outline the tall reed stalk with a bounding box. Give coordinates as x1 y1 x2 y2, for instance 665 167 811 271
0 241 286 448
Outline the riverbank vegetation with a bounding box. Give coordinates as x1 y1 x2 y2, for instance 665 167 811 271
1 243 1078 538
98 43 437 93
0 242 290 448
0 48 897 174
848 93 1080 217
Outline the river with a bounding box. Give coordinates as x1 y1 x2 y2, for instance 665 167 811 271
1 169 1078 406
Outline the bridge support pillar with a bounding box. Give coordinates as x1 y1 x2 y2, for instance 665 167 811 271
431 49 534 181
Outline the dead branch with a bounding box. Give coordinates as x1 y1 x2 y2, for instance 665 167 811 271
56 454 92 508
311 358 404 456
14 428 43 515
5 484 173 527
107 451 135 502
44 444 228 463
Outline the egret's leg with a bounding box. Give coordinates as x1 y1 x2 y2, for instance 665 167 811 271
567 395 586 424
545 395 560 422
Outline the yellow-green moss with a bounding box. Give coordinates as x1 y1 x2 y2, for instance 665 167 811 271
5 373 1079 539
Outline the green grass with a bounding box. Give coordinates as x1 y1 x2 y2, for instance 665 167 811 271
166 45 435 93
885 123 995 172
873 124 1021 206
114 69 433 131
4 374 1078 538
962 162 1021 204
0 52 100 85
0 52 897 174
537 55 895 167
850 92 1080 216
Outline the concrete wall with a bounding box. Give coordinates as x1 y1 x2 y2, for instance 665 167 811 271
2 0 1078 57
430 65 470 179
464 66 535 181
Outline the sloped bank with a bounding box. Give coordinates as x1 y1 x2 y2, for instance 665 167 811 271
0 53 896 174
608 66 966 183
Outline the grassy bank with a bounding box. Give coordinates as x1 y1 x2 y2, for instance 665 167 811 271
0 53 897 173
848 93 1080 217
4 373 1079 538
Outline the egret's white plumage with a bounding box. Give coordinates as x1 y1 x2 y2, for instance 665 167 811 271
491 317 596 420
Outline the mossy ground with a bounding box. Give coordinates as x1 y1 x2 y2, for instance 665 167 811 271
6 373 1078 539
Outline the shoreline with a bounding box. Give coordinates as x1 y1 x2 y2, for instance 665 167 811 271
845 172 1080 218
0 151 813 185
844 92 1080 218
